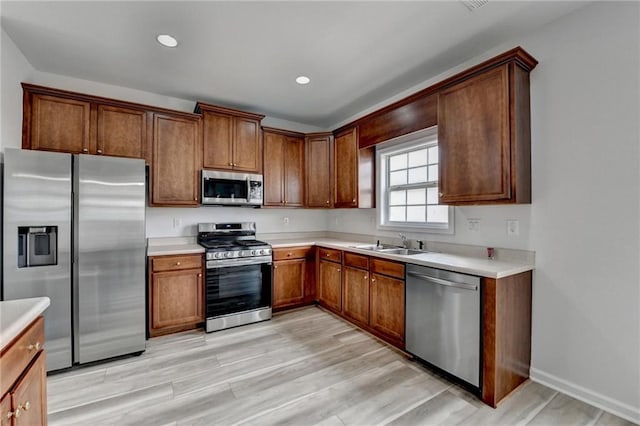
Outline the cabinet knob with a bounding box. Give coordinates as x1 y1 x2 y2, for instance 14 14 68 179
274 265 278 269
19 402 30 412
352 198 356 204
287 253 292 257
13 408 21 419
326 200 330 204
96 149 103 154
233 163 237 167
229 162 233 166
285 200 288 204
28 342 41 351
337 268 341 272
82 148 89 153
364 275 368 280
439 192 443 197
176 262 181 266
372 278 376 283
198 273 202 277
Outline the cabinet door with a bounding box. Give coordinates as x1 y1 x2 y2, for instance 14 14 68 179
0 392 11 426
438 65 510 203
334 127 358 208
318 259 342 313
202 111 234 170
305 134 332 208
233 117 262 173
273 259 305 308
284 136 305 207
150 269 203 333
343 266 370 325
97 105 148 160
11 351 47 426
30 94 91 154
370 273 405 343
152 114 201 206
263 131 285 206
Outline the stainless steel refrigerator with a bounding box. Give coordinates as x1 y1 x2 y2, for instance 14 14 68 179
2 148 146 371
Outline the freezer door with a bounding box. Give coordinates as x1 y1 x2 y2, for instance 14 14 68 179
2 148 73 371
74 155 146 363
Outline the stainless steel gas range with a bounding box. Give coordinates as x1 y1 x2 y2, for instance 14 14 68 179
197 222 272 332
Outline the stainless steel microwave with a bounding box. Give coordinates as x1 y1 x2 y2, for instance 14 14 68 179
201 170 263 206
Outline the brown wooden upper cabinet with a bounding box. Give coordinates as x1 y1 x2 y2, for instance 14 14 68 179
263 127 305 207
305 133 333 208
437 49 537 205
333 127 375 209
22 83 151 162
195 103 265 173
151 112 201 206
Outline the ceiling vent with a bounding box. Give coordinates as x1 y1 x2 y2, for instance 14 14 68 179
461 0 489 11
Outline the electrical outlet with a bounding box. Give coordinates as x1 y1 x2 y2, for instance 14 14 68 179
467 218 480 232
507 219 519 236
172 218 181 229
283 217 290 225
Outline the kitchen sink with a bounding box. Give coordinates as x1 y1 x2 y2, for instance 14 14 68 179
349 244 426 256
376 248 425 255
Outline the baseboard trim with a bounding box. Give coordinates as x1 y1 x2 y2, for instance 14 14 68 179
530 368 640 424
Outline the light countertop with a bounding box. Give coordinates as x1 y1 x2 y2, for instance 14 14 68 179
268 238 533 279
0 297 50 351
144 236 533 279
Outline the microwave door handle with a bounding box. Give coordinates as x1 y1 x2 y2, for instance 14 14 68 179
25 235 30 267
247 178 251 202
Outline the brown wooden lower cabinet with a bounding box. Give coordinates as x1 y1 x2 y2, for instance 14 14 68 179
148 254 204 337
481 270 533 407
1 317 47 426
318 258 342 313
369 272 405 345
342 265 370 325
272 246 316 311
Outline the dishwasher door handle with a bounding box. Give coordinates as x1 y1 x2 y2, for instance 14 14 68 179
407 272 478 291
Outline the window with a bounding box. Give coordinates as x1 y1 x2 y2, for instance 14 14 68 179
377 127 453 233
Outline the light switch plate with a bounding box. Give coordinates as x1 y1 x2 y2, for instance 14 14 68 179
467 218 480 232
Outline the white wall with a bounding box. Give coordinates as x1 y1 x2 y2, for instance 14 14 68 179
327 3 640 420
146 206 328 238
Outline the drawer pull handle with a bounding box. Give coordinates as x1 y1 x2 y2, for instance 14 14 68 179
28 342 41 351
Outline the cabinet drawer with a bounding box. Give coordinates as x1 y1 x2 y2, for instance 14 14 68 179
370 258 405 279
0 316 44 396
318 247 342 263
344 252 369 270
152 254 202 272
273 246 314 261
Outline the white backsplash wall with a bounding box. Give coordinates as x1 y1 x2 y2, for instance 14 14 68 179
146 207 329 238
328 205 532 250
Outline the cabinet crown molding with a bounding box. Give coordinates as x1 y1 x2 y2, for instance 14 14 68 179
194 102 265 121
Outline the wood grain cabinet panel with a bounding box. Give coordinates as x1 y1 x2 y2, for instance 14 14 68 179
149 254 204 337
96 105 149 159
1 317 47 426
263 128 305 207
318 259 342 313
151 113 201 206
28 93 91 154
334 127 359 208
273 259 305 309
305 133 333 208
343 265 370 325
196 103 264 174
438 55 536 205
369 273 405 345
10 351 47 426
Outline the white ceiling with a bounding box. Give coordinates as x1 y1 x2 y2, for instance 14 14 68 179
1 1 588 128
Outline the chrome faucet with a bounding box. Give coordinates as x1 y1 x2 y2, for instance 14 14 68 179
399 233 409 249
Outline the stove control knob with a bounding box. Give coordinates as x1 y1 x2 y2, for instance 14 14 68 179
251 250 256 256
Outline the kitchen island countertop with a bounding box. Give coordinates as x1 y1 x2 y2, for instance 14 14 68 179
0 297 50 351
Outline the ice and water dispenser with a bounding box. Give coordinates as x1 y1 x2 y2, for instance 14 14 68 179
17 226 58 268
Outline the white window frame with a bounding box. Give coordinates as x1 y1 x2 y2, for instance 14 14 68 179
376 127 454 234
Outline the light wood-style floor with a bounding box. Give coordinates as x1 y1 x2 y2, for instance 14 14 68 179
47 307 635 426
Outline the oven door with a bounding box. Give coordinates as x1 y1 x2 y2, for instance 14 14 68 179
205 261 272 319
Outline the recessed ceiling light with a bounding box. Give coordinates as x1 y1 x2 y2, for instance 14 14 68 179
157 34 178 48
295 76 311 85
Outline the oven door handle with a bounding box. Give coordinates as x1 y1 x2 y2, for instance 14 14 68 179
207 256 272 269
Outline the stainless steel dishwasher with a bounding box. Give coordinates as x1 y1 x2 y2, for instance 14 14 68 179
406 264 480 387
